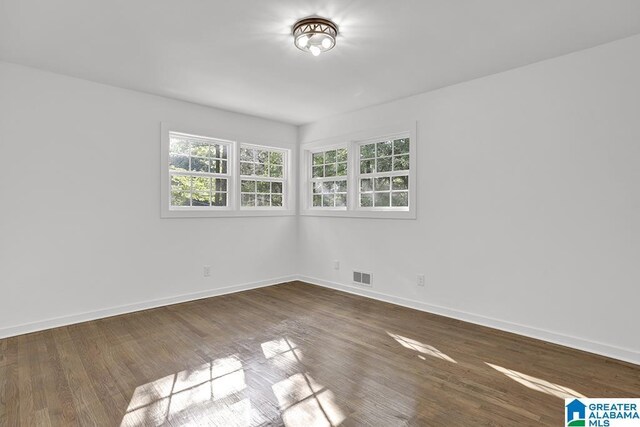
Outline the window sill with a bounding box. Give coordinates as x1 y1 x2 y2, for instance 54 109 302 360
161 209 296 218
300 209 416 219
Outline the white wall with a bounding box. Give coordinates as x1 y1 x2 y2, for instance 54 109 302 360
298 35 640 364
0 61 298 336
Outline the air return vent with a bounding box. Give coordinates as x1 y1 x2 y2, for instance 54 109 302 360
353 271 372 287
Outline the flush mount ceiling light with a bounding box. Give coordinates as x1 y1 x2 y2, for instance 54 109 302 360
292 16 338 56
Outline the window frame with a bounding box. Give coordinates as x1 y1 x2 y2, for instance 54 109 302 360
300 122 417 219
161 122 295 218
239 143 289 211
307 143 350 211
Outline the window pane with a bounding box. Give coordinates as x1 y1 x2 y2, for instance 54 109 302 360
313 182 322 193
377 141 393 157
192 177 211 193
255 164 267 176
336 180 347 192
272 182 283 194
336 162 347 176
312 194 322 207
335 194 347 207
171 175 191 192
360 178 373 192
377 157 392 173
257 150 269 164
191 143 209 157
241 194 255 207
392 175 409 191
270 165 284 178
374 192 390 207
241 180 255 193
220 160 228 174
360 160 374 174
312 152 324 165
312 166 324 178
374 177 390 191
170 138 190 154
192 193 210 206
391 191 408 207
257 194 270 206
393 155 410 171
336 148 348 162
270 151 283 165
214 178 227 192
322 194 335 207
210 159 222 173
272 194 283 207
169 154 189 171
325 164 336 177
360 193 373 207
360 144 375 159
190 157 209 172
325 150 337 163
257 181 270 193
240 148 254 162
171 189 190 206
212 192 227 207
240 162 254 175
393 138 410 155
322 181 334 193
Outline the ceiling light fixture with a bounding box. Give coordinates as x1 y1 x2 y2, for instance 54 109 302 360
292 16 338 56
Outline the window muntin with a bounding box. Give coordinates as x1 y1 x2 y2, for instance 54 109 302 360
169 133 231 208
240 145 286 208
358 137 410 209
310 148 348 208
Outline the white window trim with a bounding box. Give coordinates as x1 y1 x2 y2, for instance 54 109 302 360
300 121 417 219
239 143 289 211
307 143 350 211
161 122 296 218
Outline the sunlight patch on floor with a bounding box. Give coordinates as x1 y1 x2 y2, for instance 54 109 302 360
486 362 587 399
272 373 345 427
386 331 457 363
120 355 250 426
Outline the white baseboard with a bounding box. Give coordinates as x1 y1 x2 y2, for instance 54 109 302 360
0 275 297 339
297 275 639 366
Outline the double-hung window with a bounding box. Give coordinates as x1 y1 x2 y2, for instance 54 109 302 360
310 147 348 208
161 124 294 217
300 122 416 219
357 137 410 209
240 145 287 208
169 133 231 209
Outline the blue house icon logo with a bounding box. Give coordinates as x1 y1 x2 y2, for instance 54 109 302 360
566 399 587 426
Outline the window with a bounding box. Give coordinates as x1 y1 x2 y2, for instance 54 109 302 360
169 133 231 208
310 147 348 208
357 137 410 209
240 145 287 208
300 122 416 219
161 123 294 218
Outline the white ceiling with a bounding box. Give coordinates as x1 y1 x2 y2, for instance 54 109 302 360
2 1 640 125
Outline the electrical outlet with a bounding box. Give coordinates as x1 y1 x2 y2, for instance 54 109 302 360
203 266 211 277
417 274 425 287
333 260 340 270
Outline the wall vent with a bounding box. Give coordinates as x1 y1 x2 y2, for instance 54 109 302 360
353 271 372 287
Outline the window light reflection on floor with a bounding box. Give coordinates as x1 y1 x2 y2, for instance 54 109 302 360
386 331 457 363
120 355 250 426
486 362 587 399
272 373 346 427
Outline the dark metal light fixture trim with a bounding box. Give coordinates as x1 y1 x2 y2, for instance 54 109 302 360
292 16 338 56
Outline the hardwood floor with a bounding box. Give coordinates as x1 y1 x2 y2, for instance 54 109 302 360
0 281 638 426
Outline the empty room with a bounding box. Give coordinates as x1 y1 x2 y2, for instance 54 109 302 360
1 1 639 426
